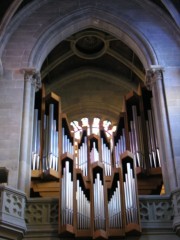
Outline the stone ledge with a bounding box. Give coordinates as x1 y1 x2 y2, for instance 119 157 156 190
0 185 27 240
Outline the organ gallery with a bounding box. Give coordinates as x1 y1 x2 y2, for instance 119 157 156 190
0 1 179 240
30 84 162 239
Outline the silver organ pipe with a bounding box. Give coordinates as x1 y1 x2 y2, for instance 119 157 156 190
146 106 161 168
124 163 138 225
108 181 122 229
101 138 111 176
76 180 90 229
78 136 88 176
52 120 58 171
62 127 74 155
93 173 105 230
43 114 48 171
114 129 126 167
32 89 163 236
40 104 59 171
32 109 41 170
48 104 54 168
48 104 59 170
129 106 144 168
90 142 99 163
36 120 41 170
61 161 73 225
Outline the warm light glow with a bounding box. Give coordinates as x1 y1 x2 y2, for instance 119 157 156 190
92 117 100 135
70 118 116 140
81 117 89 127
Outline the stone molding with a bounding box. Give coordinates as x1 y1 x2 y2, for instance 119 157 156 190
0 185 27 240
146 65 164 90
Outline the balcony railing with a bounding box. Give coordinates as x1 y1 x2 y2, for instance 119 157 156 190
25 195 174 237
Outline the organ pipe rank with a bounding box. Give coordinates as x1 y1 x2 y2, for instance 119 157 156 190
31 86 162 239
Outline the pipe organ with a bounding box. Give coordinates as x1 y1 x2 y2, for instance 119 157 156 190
31 85 163 238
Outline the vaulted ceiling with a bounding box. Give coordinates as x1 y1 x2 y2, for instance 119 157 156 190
41 28 145 124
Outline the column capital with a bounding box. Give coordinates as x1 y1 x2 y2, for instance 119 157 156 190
145 65 164 90
21 68 42 91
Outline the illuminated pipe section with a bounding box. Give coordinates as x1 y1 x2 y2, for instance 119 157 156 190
101 138 111 176
108 181 122 228
150 98 161 167
146 105 161 168
90 142 99 163
48 104 54 169
124 163 138 225
61 161 73 225
78 136 88 176
114 129 126 168
42 114 48 171
32 109 41 170
76 180 90 229
62 127 74 155
93 173 105 230
129 106 144 168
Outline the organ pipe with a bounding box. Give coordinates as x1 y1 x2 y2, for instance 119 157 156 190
93 173 105 230
114 128 126 167
32 109 41 170
31 86 162 238
123 162 139 225
108 180 122 229
78 136 88 176
90 141 99 163
101 138 111 176
61 161 73 226
76 179 90 229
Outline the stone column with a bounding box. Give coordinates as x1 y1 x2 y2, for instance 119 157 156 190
146 66 178 193
18 69 41 196
146 66 180 236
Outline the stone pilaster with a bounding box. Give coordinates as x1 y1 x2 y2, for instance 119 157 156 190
146 66 180 236
145 66 178 194
18 69 41 196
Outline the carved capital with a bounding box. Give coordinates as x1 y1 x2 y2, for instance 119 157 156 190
171 188 180 236
146 65 164 90
22 68 42 91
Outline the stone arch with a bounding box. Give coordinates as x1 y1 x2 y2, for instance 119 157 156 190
28 9 157 71
1 0 179 73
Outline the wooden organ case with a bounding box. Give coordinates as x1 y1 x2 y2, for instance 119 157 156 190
31 84 163 239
